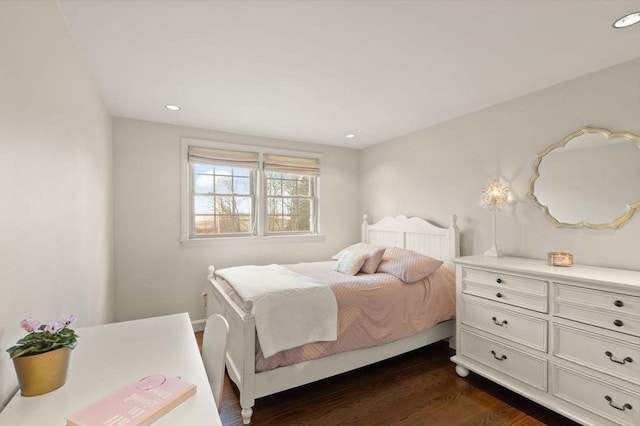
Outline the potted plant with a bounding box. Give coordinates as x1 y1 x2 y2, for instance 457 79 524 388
6 314 78 396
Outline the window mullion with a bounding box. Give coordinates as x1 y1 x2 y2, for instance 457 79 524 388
190 164 196 238
256 167 263 236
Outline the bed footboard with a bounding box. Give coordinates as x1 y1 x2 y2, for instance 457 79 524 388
206 266 256 424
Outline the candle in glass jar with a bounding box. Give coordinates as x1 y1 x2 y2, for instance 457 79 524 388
547 252 573 267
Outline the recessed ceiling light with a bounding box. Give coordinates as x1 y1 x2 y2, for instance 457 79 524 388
613 11 640 28
165 104 181 111
345 134 356 139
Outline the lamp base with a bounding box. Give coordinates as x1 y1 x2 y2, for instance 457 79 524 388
484 246 502 257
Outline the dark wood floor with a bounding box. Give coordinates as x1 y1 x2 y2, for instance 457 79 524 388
196 332 579 426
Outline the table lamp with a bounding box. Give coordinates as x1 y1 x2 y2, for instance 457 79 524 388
482 178 510 257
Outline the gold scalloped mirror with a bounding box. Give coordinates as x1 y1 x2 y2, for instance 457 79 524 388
528 127 640 229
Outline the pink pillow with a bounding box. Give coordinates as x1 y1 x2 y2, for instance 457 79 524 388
332 243 385 274
376 247 443 283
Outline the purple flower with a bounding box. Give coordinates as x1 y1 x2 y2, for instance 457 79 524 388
63 314 76 326
45 321 64 334
8 315 79 358
20 318 41 333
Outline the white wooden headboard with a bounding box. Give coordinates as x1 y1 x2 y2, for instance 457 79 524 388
361 214 460 271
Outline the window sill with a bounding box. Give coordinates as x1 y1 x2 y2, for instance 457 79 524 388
179 234 325 247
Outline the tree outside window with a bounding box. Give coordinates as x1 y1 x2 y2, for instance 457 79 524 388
192 164 253 236
265 172 314 233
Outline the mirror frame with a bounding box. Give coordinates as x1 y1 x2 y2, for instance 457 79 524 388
528 126 640 230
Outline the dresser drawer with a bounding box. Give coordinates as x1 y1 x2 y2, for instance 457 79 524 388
553 323 640 385
552 364 640 426
462 282 547 313
554 283 640 320
462 268 547 295
462 267 548 312
462 296 547 351
554 302 640 337
460 328 547 391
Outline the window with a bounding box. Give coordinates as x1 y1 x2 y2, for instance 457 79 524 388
265 172 314 233
192 164 254 236
264 154 319 235
182 140 321 241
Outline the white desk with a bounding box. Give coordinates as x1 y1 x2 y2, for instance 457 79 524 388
0 313 222 426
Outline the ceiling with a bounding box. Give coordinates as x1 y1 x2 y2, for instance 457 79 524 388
58 0 640 149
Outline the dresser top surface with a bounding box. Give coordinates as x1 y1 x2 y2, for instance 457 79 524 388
454 255 640 289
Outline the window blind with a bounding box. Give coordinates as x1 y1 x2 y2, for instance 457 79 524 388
188 146 259 169
263 154 320 176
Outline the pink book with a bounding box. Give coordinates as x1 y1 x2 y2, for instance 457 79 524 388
66 374 197 426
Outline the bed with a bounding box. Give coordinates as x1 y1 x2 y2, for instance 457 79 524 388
205 214 460 424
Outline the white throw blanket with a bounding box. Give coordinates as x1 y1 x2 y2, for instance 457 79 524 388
215 264 338 357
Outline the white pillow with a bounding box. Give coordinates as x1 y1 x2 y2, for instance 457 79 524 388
332 243 386 274
332 251 367 275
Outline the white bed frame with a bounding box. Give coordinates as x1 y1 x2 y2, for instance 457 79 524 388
206 214 459 424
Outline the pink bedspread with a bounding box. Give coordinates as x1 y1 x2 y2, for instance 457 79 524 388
216 261 456 372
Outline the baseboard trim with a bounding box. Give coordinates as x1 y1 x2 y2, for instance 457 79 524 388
191 318 206 332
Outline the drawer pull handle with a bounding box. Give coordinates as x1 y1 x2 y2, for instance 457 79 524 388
490 350 507 361
496 278 502 284
605 351 633 365
613 319 624 327
614 300 624 307
492 317 508 326
496 292 503 298
604 395 632 411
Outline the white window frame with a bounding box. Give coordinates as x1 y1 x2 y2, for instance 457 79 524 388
180 138 324 246
190 163 256 238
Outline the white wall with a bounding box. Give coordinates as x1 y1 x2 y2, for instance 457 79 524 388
112 118 360 323
360 58 640 270
0 1 114 407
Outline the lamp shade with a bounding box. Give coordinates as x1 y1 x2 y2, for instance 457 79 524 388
482 178 510 209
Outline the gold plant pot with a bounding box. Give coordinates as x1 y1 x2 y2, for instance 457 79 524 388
12 347 71 396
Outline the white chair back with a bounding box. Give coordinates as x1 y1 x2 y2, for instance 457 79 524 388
202 314 229 411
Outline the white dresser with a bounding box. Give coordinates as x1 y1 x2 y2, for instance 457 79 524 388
451 256 640 426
